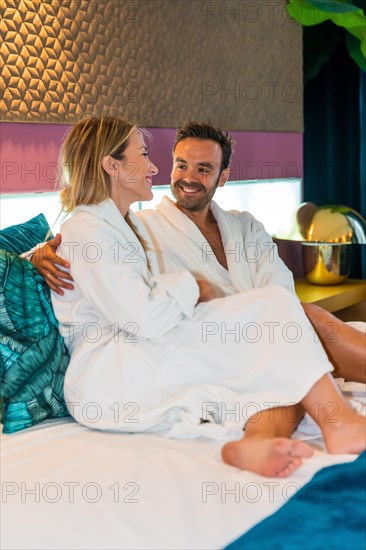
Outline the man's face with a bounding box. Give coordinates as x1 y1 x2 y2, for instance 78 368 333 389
170 138 229 212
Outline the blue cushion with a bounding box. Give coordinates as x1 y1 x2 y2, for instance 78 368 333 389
0 214 70 433
0 250 70 433
0 213 52 255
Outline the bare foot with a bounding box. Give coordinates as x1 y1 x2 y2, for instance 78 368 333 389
221 437 314 477
323 411 366 455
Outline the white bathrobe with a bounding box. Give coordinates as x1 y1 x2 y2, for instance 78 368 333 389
52 199 332 439
137 197 295 298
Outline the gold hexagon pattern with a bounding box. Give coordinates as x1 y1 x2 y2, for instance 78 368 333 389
0 0 303 130
1 0 137 123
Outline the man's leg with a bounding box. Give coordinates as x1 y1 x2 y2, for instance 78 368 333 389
302 302 366 384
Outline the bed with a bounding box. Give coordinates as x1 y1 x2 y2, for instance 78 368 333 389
1 216 365 550
2 379 365 550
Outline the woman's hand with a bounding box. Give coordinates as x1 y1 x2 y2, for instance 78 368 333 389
31 234 74 295
196 279 218 303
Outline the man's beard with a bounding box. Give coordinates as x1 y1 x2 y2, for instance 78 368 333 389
170 175 221 212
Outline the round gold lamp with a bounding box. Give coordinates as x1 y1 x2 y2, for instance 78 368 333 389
296 204 366 285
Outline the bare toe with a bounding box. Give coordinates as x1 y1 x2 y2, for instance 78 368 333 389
278 457 302 478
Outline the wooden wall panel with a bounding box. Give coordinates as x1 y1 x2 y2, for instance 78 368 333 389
1 0 303 130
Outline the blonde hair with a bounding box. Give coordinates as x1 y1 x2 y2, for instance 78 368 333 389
59 115 136 213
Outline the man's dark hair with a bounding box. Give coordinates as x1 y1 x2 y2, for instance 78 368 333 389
173 121 235 171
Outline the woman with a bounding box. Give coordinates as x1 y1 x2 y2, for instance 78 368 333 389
52 116 365 478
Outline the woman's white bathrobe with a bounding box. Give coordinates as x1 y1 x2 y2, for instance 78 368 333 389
52 199 332 439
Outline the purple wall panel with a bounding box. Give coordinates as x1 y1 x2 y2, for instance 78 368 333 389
1 122 303 193
1 123 69 193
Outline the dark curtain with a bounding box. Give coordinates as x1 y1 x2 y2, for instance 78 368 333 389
303 27 366 277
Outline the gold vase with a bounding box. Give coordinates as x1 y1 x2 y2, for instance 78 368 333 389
302 243 351 285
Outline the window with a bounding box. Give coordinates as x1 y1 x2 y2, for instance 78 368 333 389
1 179 302 238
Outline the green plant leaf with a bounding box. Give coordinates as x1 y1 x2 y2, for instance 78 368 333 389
287 0 363 25
346 32 366 71
287 0 366 72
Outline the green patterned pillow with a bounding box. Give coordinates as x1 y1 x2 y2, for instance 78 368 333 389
0 250 70 433
0 213 51 255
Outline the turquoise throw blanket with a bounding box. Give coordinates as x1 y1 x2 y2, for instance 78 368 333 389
225 451 366 550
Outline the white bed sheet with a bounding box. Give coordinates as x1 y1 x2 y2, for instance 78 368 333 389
1 402 363 550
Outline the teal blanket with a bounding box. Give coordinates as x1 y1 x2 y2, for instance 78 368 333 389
225 451 366 550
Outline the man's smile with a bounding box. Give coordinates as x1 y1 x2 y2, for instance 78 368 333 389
176 182 205 195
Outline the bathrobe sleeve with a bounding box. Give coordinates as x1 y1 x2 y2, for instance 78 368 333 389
59 215 199 339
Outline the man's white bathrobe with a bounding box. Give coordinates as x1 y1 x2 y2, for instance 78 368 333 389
52 199 332 439
137 197 295 298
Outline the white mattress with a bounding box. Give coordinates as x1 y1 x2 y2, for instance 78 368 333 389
2 381 364 550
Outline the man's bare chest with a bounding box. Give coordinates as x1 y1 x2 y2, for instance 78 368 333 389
199 224 228 270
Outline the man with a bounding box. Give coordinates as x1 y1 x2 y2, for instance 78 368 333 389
32 121 365 383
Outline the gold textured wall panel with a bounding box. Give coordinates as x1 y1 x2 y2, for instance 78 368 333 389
0 0 303 130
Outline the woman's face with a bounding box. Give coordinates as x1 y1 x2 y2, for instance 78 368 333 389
109 130 158 209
